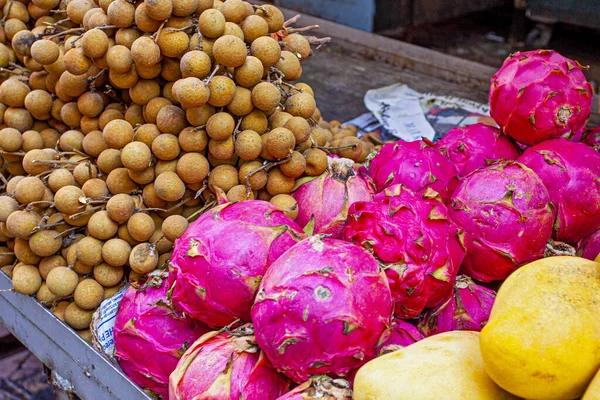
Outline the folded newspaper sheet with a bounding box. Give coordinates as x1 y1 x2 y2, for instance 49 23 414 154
91 283 128 363
345 83 496 142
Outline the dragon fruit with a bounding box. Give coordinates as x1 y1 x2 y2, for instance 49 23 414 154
582 126 600 150
169 324 290 400
251 236 393 383
449 161 555 282
489 49 593 146
168 200 305 327
113 271 209 398
518 138 600 244
437 123 520 177
378 318 423 356
365 139 458 202
418 275 496 337
344 185 465 318
291 157 372 238
577 229 600 261
276 376 353 400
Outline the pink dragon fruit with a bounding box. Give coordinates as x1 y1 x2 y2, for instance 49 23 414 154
168 200 305 327
343 185 465 318
418 275 496 337
489 49 593 146
437 123 520 177
276 375 353 400
583 126 600 150
378 318 423 356
449 161 555 282
577 228 600 261
251 236 393 383
113 271 209 398
291 157 372 238
169 324 290 400
365 139 458 202
518 138 600 244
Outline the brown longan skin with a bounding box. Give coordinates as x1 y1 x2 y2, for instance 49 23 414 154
0 196 18 222
227 86 253 116
129 166 156 185
251 81 280 111
256 4 284 33
121 141 152 171
157 30 189 58
131 36 161 67
303 148 328 176
102 238 131 267
88 210 119 240
54 186 85 215
82 179 109 199
106 45 133 74
65 302 95 329
76 236 104 266
39 255 67 281
94 262 124 287
74 279 104 310
227 184 254 202
337 136 363 161
129 243 159 275
107 0 135 28
180 50 212 79
127 213 155 242
233 56 263 88
107 168 138 195
179 127 208 152
208 136 235 160
162 215 188 242
103 119 134 149
134 123 161 147
241 14 268 44
208 164 239 193
154 171 186 202
270 194 299 220
152 134 181 161
206 112 235 140
97 149 124 174
266 167 295 196
207 75 236 107
156 105 187 135
29 229 63 257
46 266 79 297
282 33 312 60
266 127 295 159
280 151 306 178
199 9 226 38
144 98 172 124
284 116 311 145
14 238 42 265
285 92 317 119
31 39 60 65
241 109 268 134
14 176 45 205
177 152 209 184
269 111 293 129
186 104 215 126
12 264 42 295
250 36 281 68
234 129 262 160
213 35 247 68
173 77 209 109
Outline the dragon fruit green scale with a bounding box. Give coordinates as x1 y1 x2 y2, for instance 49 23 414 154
489 49 593 146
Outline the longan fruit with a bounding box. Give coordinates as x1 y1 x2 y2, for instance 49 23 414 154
39 255 67 280
99 109 125 130
144 97 172 124
223 21 244 40
6 176 26 197
269 111 293 129
234 129 261 160
255 4 284 33
59 103 82 129
0 79 29 108
232 56 263 89
86 9 109 30
115 27 140 48
179 126 208 152
58 71 88 97
29 229 63 257
77 91 105 118
199 8 226 38
131 36 161 67
227 184 253 202
93 262 123 287
6 211 41 239
208 164 238 192
52 301 70 322
238 110 266 135
129 166 155 185
276 50 302 81
129 242 158 274
162 81 178 104
36 282 59 305
208 136 234 160
152 134 181 160
64 302 94 329
80 116 100 133
200 37 215 60
14 176 45 205
133 123 161 147
207 75 236 107
145 0 172 20
88 211 118 241
81 28 109 59
64 47 92 75
103 119 133 149
129 79 160 105
33 0 61 11
106 194 135 223
109 64 139 89
14 237 42 265
107 0 135 28
293 82 315 96
156 105 187 134
0 196 18 222
72 161 97 187
283 117 310 145
107 168 138 194
82 178 109 199
266 167 295 196
180 50 212 79
303 148 328 176
266 127 295 159
282 33 311 60
154 171 186 201
74 279 104 310
206 111 234 140
212 35 247 68
29 71 50 92
227 86 253 116
250 36 281 67
155 159 178 176
157 29 189 58
74 237 103 267
240 14 268 44
251 81 280 111
80 130 107 157
101 238 131 267
121 141 151 171
12 30 36 57
196 0 213 13
177 152 209 184
135 2 163 32
31 39 60 65
97 148 123 174
221 0 246 23
337 136 363 161
12 264 42 295
285 92 316 119
162 215 188 242
172 77 209 109
172 0 199 16
46 169 75 193
142 184 168 209
4 19 27 42
46 266 78 296
127 212 155 242
280 151 306 178
270 194 298 219
106 45 132 74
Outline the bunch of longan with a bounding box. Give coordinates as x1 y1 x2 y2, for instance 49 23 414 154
0 0 370 339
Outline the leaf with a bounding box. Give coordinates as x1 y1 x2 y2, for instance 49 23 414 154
303 215 315 236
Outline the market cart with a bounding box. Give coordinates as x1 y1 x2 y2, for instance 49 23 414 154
0 5 598 399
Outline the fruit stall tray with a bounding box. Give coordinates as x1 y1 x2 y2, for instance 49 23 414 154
0 272 151 400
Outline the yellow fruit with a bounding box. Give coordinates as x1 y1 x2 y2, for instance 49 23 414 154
480 256 600 400
354 331 518 400
583 369 600 400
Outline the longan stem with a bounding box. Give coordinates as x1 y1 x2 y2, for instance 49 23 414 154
1 0 14 26
193 182 208 199
315 143 358 153
37 221 67 230
245 157 291 198
33 159 78 165
186 200 216 221
0 252 15 255
79 198 108 205
192 125 206 131
0 173 8 188
166 24 197 32
204 64 221 84
88 69 106 91
233 117 243 136
69 205 103 219
138 207 167 212
0 67 26 76
97 25 117 30
47 27 85 40
284 14 302 27
306 36 331 49
54 226 78 239
287 25 320 34
0 151 25 156
153 20 167 42
25 200 54 208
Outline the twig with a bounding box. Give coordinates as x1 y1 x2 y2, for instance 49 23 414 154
287 25 319 34
284 14 301 27
245 157 291 197
204 64 221 84
1 0 14 26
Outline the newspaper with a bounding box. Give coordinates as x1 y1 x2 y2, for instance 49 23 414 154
91 284 128 362
346 83 496 142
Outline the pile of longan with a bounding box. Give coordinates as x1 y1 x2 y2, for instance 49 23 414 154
0 0 373 340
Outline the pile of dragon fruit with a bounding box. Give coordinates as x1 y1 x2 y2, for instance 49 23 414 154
113 49 600 399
